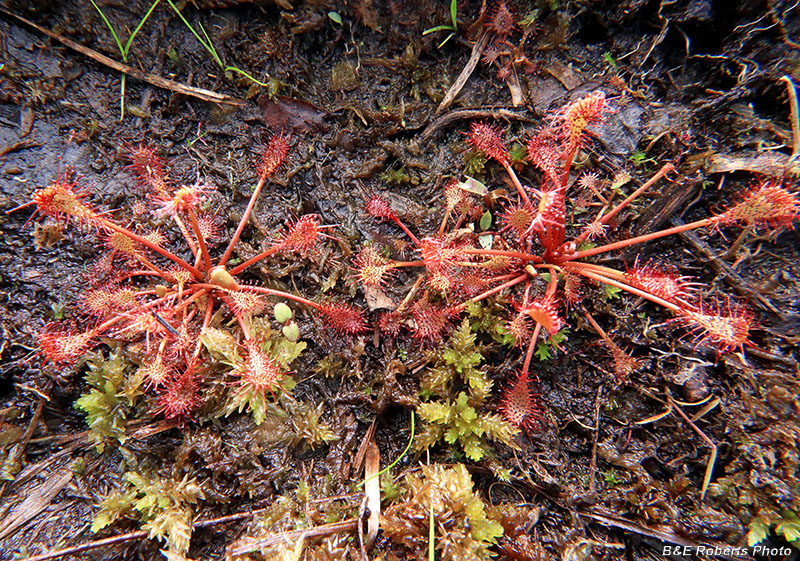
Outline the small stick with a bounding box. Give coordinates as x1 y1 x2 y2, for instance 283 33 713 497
15 509 269 561
670 398 717 502
421 108 533 144
780 75 800 160
588 386 602 495
435 33 489 115
228 518 359 556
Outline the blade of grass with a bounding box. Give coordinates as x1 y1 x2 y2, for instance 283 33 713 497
88 0 160 119
224 67 270 87
428 501 435 561
197 20 223 67
422 24 454 35
89 0 124 57
123 0 161 57
166 0 222 66
165 0 268 86
357 411 414 489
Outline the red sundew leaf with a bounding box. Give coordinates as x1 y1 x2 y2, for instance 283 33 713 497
498 370 544 433
38 323 95 364
317 302 369 335
713 180 800 231
673 299 753 355
466 121 510 166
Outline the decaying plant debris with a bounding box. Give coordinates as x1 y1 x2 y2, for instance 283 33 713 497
1 1 799 560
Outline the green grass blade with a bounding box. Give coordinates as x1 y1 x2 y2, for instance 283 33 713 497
450 0 458 30
165 0 222 67
123 0 161 57
224 66 269 87
119 73 126 119
357 411 415 489
89 0 124 59
438 32 456 49
422 24 454 36
428 501 435 560
197 21 223 67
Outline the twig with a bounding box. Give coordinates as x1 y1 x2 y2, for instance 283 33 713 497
227 518 358 556
16 509 269 561
421 108 533 144
0 140 42 160
669 399 717 502
0 8 245 107
435 33 489 116
670 217 782 315
588 386 602 495
4 398 44 478
780 75 800 161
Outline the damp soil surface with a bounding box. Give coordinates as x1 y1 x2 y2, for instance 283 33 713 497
1 1 799 560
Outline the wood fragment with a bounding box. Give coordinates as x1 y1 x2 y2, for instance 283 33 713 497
0 399 44 485
544 60 582 90
364 441 381 548
421 108 533 144
14 508 268 561
227 518 358 557
0 467 73 541
0 140 41 160
505 70 525 106
701 152 799 177
435 33 489 116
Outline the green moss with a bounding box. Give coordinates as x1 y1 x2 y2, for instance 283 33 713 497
416 320 518 460
465 300 513 346
417 392 518 461
463 150 488 177
93 470 205 556
380 164 412 185
254 400 338 450
75 351 142 453
420 318 491 401
382 463 504 561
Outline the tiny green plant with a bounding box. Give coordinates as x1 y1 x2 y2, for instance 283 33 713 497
422 0 459 48
164 0 270 87
89 0 160 119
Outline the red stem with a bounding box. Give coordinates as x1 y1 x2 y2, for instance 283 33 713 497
187 208 213 271
173 214 198 257
565 217 715 261
391 216 421 247
218 174 268 267
503 162 532 206
522 323 542 376
193 296 215 359
455 273 528 310
568 265 682 313
229 243 284 276
574 163 674 245
462 248 543 262
192 283 321 311
99 218 203 279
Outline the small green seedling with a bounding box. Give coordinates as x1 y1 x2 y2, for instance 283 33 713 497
422 0 459 48
89 0 160 118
